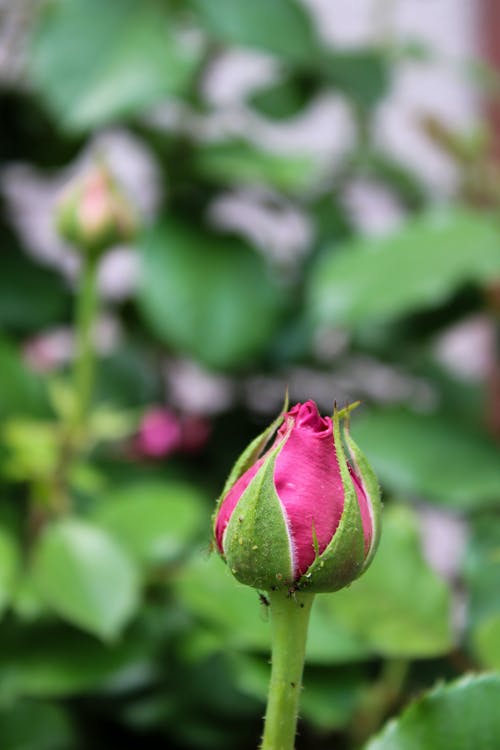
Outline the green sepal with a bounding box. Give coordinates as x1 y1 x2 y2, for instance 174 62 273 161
343 421 382 571
297 407 365 593
223 445 294 590
213 391 288 531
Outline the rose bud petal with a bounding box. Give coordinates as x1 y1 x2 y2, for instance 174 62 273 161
213 399 381 593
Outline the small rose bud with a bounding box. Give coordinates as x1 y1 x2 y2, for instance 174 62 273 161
214 400 381 593
56 163 137 256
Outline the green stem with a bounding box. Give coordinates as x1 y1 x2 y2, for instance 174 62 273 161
72 253 99 436
261 590 315 750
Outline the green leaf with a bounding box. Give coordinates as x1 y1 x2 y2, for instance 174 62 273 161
174 553 272 652
30 0 199 131
229 652 364 731
308 210 500 328
91 480 208 567
0 700 74 750
0 528 20 618
348 149 428 210
322 50 389 109
249 76 319 120
32 519 140 639
300 665 365 731
463 514 500 624
463 514 500 668
1 420 59 482
0 339 49 419
191 0 318 63
137 220 285 369
353 409 500 509
472 615 500 669
364 674 500 750
194 140 321 192
325 505 453 658
0 623 153 701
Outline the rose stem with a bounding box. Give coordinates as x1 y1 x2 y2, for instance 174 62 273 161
72 253 99 435
261 589 315 750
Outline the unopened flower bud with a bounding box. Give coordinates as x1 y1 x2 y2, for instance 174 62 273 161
214 400 381 593
56 164 137 256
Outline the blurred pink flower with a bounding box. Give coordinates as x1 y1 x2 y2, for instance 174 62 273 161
136 408 183 459
22 316 122 374
22 328 74 373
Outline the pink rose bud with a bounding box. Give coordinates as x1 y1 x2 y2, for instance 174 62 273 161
213 399 381 593
56 163 137 257
136 408 183 458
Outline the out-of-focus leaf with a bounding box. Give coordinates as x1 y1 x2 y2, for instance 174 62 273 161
308 595 372 662
249 76 319 120
88 406 137 444
94 344 161 408
174 553 273 652
308 211 500 328
323 49 389 109
347 149 428 209
0 247 69 332
0 529 19 618
0 700 74 750
472 615 500 669
364 674 500 750
194 140 322 192
11 574 48 623
138 220 285 369
310 194 353 245
125 653 260 750
229 652 364 731
0 623 153 702
191 0 318 63
300 666 365 731
30 0 199 131
353 409 500 509
326 505 453 657
1 420 59 481
0 339 49 419
463 514 500 668
175 553 371 663
91 480 208 567
463 514 500 624
33 519 140 639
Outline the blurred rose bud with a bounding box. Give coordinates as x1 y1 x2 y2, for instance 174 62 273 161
136 408 183 459
214 400 381 593
56 163 137 256
180 415 212 454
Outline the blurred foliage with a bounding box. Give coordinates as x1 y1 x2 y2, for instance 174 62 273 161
1 0 500 748
365 674 500 750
